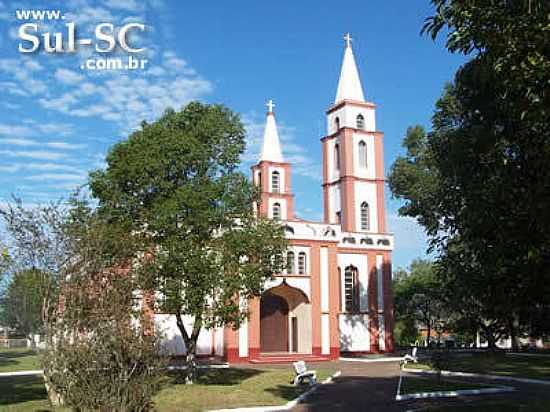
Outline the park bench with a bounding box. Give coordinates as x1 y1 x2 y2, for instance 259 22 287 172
400 347 418 366
292 360 317 386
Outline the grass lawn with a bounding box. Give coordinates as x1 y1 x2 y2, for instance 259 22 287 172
0 367 333 412
0 348 41 373
401 375 492 395
154 367 333 412
409 353 550 381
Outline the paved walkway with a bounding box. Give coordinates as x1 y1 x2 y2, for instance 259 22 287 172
286 360 550 411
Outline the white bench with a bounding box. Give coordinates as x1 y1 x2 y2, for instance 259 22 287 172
292 361 317 386
400 347 418 366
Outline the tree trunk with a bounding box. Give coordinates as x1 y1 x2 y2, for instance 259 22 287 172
27 333 36 350
175 311 202 384
509 319 520 352
426 320 431 348
482 325 497 351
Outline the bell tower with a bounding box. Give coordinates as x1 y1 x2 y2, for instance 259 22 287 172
322 33 387 234
252 100 295 221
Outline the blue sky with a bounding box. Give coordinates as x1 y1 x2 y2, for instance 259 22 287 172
0 0 466 269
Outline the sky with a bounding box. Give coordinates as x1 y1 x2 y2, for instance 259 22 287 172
0 0 466 269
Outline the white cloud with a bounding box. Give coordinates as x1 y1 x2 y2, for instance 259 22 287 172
0 124 34 138
37 122 74 136
25 173 87 182
0 138 36 146
46 142 86 150
103 0 144 12
242 113 320 180
0 137 83 150
0 58 48 95
64 6 115 26
0 150 67 161
0 163 84 173
54 68 85 85
39 68 213 133
1 102 21 110
0 165 19 173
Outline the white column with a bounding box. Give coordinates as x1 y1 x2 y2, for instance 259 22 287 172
320 247 330 355
238 296 248 357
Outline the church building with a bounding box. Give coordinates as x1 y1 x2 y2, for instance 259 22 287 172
156 34 395 362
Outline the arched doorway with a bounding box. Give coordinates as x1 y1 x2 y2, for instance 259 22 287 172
259 282 312 354
260 292 289 352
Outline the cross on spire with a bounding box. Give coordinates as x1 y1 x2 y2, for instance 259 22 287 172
266 99 275 114
344 32 352 48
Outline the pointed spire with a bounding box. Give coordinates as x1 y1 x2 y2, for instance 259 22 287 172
335 32 365 103
259 99 284 163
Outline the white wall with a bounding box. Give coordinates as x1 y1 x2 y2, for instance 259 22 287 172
268 197 287 220
354 180 378 232
155 314 214 356
338 253 369 312
268 166 285 193
352 132 376 180
327 105 376 135
339 314 370 351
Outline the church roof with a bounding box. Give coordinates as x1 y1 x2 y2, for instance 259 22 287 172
335 33 365 103
259 99 284 163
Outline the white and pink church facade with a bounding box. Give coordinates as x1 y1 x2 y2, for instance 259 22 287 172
156 34 395 363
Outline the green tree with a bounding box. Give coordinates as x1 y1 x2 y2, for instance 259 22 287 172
3 269 48 345
0 241 11 279
43 201 164 410
393 259 447 347
89 102 287 381
390 1 550 349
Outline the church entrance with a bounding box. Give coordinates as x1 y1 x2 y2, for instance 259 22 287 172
260 292 289 352
259 282 312 354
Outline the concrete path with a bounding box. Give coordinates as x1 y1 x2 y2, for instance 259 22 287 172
289 360 550 411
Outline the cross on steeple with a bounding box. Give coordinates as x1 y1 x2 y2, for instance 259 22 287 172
266 99 275 113
344 32 352 48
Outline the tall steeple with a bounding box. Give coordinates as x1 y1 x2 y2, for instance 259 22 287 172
252 100 294 221
259 99 284 163
335 33 365 103
322 33 386 234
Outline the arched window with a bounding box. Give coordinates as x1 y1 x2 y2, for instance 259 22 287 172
334 143 340 170
273 203 281 220
356 114 365 129
257 172 262 191
298 252 307 275
286 251 295 274
344 265 358 312
334 117 340 131
360 202 370 231
271 171 280 193
358 140 367 168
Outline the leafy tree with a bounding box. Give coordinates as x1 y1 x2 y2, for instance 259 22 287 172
0 241 11 279
3 269 48 345
390 1 550 349
43 201 164 410
89 102 287 381
393 259 447 347
0 199 71 328
394 318 419 347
